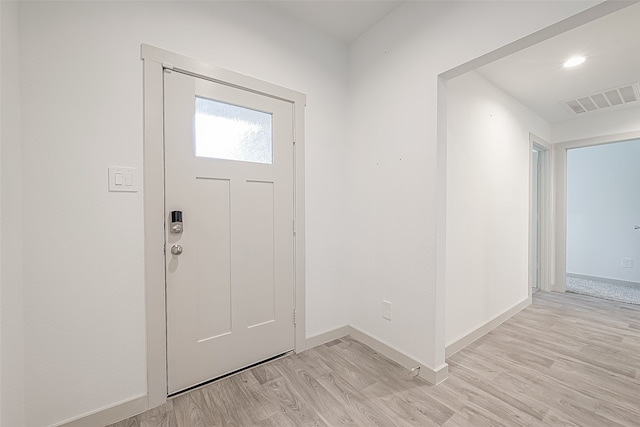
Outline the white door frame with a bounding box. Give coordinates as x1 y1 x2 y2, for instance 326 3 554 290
529 134 552 295
553 130 640 294
141 44 306 408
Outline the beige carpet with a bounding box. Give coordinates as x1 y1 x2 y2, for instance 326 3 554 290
566 275 640 305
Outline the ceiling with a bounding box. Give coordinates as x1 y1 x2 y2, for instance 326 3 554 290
266 1 640 125
475 2 640 124
266 0 403 43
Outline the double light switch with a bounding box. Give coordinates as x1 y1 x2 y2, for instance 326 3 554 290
108 167 139 192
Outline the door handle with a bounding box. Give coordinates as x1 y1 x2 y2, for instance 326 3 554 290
171 244 183 255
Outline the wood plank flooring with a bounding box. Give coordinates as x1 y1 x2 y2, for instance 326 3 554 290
109 291 640 426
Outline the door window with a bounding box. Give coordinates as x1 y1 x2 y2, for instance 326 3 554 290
194 97 273 164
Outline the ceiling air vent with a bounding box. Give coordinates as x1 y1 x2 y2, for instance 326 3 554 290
563 83 640 115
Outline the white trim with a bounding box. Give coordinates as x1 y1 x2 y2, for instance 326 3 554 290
530 132 552 151
554 143 568 293
445 297 531 359
348 326 449 385
554 130 640 149
306 325 449 385
428 363 450 385
306 325 351 350
434 75 448 372
554 130 640 293
55 394 147 427
142 53 167 411
529 134 553 294
293 97 307 355
141 44 306 412
305 326 350 349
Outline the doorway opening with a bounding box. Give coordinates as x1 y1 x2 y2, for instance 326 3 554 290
564 138 640 305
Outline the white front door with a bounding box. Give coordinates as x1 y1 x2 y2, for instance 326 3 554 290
164 69 295 394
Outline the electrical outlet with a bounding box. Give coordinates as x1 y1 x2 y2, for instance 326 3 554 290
382 300 392 320
622 258 634 268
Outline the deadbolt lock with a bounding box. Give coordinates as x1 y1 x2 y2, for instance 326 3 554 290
171 210 183 234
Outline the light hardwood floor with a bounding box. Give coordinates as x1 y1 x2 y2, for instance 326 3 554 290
109 291 640 426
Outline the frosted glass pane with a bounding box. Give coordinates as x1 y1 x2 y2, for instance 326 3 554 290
195 97 273 164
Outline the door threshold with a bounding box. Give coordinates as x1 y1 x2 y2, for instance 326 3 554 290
168 350 294 398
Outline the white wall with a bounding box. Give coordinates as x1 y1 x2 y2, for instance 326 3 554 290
6 0 608 424
552 105 640 143
347 0 596 372
566 139 640 283
445 71 549 347
16 1 349 425
0 1 26 425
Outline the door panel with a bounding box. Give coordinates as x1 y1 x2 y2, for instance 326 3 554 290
164 70 295 394
245 180 276 328
194 177 231 341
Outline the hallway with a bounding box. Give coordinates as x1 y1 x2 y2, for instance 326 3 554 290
110 291 640 426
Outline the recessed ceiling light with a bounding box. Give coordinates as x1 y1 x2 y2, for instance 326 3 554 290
563 56 586 68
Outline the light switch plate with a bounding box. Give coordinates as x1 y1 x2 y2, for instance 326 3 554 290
109 167 139 192
382 300 392 321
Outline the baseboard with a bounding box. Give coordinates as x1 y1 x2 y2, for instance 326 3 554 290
306 325 449 385
567 273 640 288
426 363 449 385
305 325 350 349
61 325 450 426
348 326 448 385
55 394 148 427
445 297 531 359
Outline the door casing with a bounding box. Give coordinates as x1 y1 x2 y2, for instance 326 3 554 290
529 134 552 295
553 129 640 294
141 44 306 408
